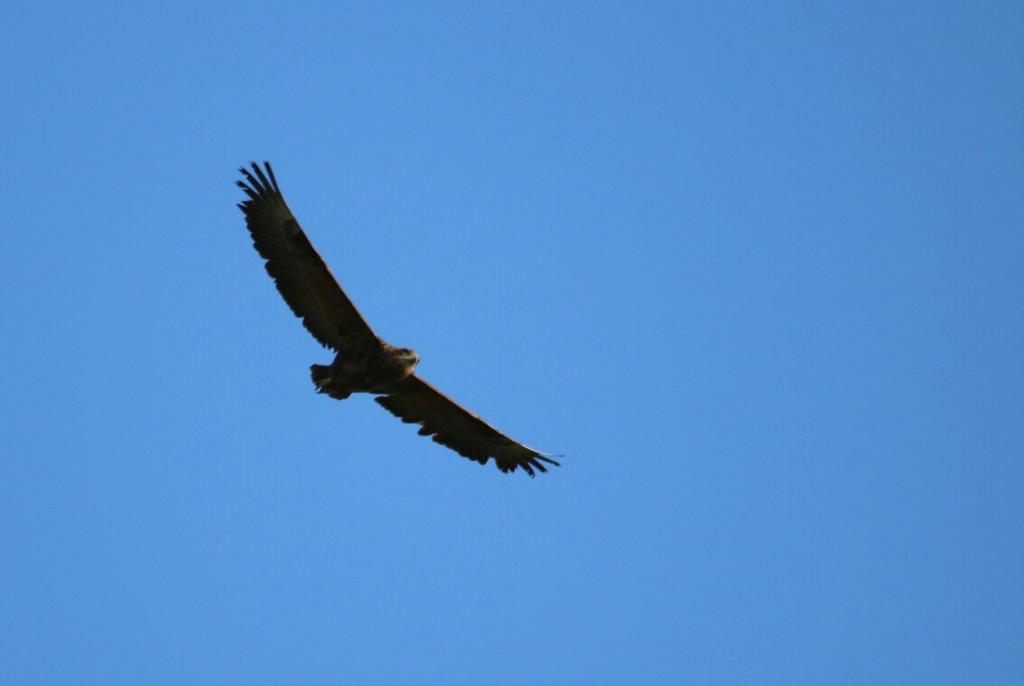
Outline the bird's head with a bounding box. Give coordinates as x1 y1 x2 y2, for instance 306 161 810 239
395 347 420 370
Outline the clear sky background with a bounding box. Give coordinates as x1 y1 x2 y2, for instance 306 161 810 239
3 2 1022 684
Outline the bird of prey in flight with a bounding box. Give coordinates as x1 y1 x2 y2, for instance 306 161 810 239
236 162 559 477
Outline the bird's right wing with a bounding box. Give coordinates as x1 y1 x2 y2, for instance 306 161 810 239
237 162 380 353
375 375 560 477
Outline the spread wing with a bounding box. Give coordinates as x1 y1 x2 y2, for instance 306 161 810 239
375 375 560 477
236 162 381 353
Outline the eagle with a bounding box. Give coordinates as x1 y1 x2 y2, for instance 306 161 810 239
236 162 559 477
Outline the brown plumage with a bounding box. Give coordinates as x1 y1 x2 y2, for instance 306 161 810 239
237 162 559 477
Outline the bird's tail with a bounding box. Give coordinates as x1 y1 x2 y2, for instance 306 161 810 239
310 364 351 400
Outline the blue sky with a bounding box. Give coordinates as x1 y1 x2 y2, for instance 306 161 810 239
3 2 1022 683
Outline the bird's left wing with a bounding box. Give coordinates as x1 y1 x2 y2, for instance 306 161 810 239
375 375 560 477
237 162 381 353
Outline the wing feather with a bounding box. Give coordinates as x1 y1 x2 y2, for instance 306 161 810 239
236 162 380 352
375 375 560 477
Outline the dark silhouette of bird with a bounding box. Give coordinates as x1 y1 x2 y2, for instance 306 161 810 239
237 162 559 477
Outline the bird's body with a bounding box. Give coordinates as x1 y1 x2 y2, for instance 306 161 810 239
311 344 419 400
236 162 559 476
